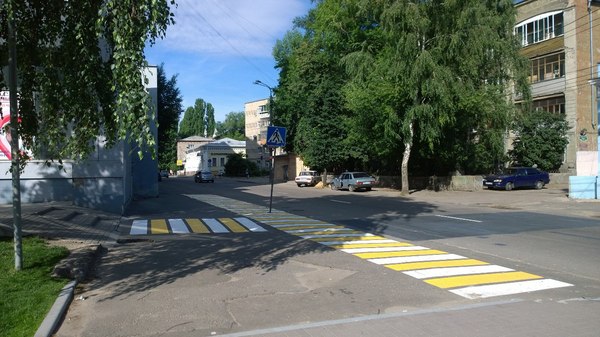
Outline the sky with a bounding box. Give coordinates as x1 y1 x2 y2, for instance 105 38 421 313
144 0 315 123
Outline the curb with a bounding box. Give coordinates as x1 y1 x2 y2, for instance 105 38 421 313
34 280 77 337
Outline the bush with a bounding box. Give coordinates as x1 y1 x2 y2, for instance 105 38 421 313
224 153 259 176
508 109 569 171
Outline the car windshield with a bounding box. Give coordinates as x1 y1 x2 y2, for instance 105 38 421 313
505 169 519 175
300 171 315 176
353 172 370 178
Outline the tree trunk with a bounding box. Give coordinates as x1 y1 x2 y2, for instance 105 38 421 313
400 122 413 196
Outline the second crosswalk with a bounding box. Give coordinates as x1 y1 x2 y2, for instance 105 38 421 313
129 217 267 235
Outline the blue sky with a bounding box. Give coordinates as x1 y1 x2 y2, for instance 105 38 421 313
144 0 314 123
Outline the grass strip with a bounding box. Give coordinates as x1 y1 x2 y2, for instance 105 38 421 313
0 237 70 337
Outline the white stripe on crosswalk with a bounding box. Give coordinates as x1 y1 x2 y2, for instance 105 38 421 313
130 220 148 235
341 246 429 254
169 219 190 234
369 254 466 265
235 217 267 232
203 218 229 233
450 279 573 299
403 265 514 279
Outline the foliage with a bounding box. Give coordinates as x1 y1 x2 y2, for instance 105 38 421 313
278 0 529 187
508 109 569 171
157 64 182 171
0 0 175 164
224 153 259 176
0 237 69 337
215 111 245 141
179 98 215 138
273 27 351 174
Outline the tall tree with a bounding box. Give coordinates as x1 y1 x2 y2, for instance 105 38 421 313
312 0 528 194
215 111 245 140
179 98 207 138
0 0 174 270
205 103 216 137
156 64 182 171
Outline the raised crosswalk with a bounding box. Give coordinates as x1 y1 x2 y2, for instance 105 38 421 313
129 217 267 235
190 194 573 300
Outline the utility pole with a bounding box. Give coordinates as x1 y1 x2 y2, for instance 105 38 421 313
254 80 275 213
7 0 23 270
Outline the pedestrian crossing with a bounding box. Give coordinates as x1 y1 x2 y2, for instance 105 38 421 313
189 194 573 300
129 217 267 235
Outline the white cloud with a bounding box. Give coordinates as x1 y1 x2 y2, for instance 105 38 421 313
161 0 310 57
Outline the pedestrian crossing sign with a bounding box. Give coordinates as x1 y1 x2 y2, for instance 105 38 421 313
266 126 286 147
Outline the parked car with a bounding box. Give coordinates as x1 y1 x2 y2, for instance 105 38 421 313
295 170 321 187
483 167 550 191
194 170 214 183
160 170 169 178
330 171 377 192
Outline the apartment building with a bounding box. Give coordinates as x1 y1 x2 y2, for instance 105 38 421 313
244 98 272 169
515 0 600 174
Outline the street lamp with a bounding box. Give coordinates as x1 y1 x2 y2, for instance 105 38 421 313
253 80 274 126
254 80 276 212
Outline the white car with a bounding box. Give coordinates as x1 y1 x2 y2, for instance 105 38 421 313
295 170 321 187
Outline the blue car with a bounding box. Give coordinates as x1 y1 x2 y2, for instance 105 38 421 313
483 167 550 191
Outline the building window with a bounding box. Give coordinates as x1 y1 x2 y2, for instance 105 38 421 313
515 11 563 46
220 157 225 167
529 53 565 83
533 96 565 114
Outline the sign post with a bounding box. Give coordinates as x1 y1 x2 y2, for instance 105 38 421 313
266 126 286 213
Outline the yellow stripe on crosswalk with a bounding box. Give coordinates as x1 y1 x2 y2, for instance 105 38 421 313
330 242 414 249
385 259 489 271
354 249 447 259
219 218 248 233
425 271 543 289
290 230 362 236
186 219 210 233
150 219 169 234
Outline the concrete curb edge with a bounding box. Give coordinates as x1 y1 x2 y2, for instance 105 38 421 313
34 280 78 337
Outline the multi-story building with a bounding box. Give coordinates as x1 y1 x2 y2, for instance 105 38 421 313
244 98 272 169
515 0 599 175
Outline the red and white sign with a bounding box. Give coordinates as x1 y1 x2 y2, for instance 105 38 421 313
0 91 11 160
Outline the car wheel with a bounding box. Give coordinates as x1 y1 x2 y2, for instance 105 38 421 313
330 184 337 190
505 182 514 191
297 184 302 187
534 180 544 190
349 185 356 192
366 187 372 191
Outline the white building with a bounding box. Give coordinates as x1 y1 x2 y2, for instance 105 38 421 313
184 138 246 175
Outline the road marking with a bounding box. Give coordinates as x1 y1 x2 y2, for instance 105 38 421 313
404 265 514 279
341 246 430 253
425 271 542 289
169 219 190 234
219 218 247 233
450 279 573 299
129 218 265 235
150 219 169 234
189 194 574 299
435 215 482 223
235 217 267 232
186 218 210 233
386 259 489 271
369 253 467 265
130 220 148 235
331 199 351 204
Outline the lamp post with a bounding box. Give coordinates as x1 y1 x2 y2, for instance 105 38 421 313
253 80 276 212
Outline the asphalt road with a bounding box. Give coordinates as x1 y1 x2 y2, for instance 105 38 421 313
55 176 600 337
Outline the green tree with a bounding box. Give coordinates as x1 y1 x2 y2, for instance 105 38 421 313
179 99 206 138
206 104 216 138
310 0 528 194
215 111 245 140
0 0 174 270
508 109 569 171
0 0 175 162
157 64 182 171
